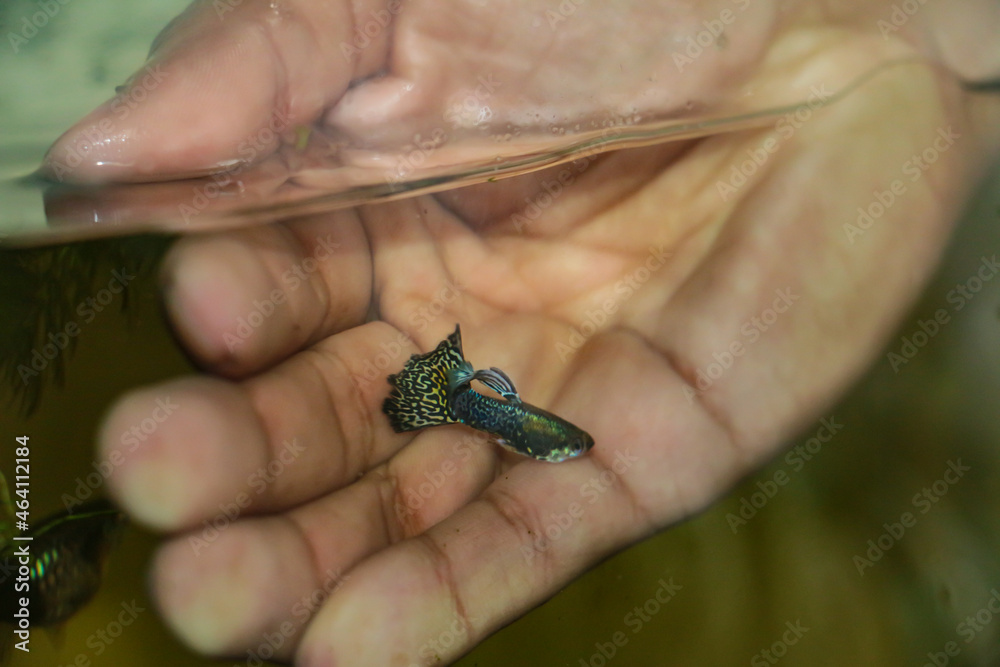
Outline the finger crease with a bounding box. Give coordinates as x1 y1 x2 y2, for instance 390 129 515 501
300 348 355 478
653 343 750 518
482 488 555 589
415 532 474 639
373 465 408 544
284 513 325 602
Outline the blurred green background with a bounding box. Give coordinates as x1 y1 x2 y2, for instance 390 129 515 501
2 1 1000 665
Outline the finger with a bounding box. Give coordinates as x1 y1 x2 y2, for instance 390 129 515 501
98 322 436 531
42 0 366 183
293 333 744 665
150 426 499 658
655 61 968 458
144 331 742 661
151 516 318 658
161 211 371 376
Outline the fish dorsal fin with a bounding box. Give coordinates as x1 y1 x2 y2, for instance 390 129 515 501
471 367 521 402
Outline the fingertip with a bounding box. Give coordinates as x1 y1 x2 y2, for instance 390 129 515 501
152 529 264 655
153 518 316 657
42 13 282 183
163 224 334 377
98 377 267 531
41 55 275 183
41 96 142 184
151 536 249 655
42 0 361 184
161 234 275 373
296 545 473 667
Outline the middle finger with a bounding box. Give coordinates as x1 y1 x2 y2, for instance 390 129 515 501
99 321 464 530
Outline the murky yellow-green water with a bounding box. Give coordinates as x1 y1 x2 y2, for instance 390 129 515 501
2 0 1000 665
0 167 997 666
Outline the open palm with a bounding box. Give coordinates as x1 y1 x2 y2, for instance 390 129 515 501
50 0 997 664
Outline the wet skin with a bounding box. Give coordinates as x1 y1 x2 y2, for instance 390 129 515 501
49 0 1000 664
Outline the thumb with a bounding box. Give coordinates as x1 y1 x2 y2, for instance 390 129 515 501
42 0 368 183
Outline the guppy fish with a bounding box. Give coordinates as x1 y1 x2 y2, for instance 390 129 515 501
383 325 594 462
0 498 125 627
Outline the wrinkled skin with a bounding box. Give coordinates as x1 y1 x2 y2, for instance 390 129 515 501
47 0 1000 664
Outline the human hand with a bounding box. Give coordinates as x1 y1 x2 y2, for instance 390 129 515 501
74 0 1000 664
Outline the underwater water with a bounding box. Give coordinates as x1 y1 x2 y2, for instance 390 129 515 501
3 175 1000 667
2 1 1000 666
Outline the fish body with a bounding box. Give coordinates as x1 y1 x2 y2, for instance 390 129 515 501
0 499 125 627
383 326 594 462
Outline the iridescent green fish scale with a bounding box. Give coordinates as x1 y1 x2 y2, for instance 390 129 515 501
382 325 594 462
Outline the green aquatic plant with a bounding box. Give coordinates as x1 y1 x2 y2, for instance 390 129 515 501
0 235 173 415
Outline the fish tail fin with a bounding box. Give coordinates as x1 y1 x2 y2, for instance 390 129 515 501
383 325 469 432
